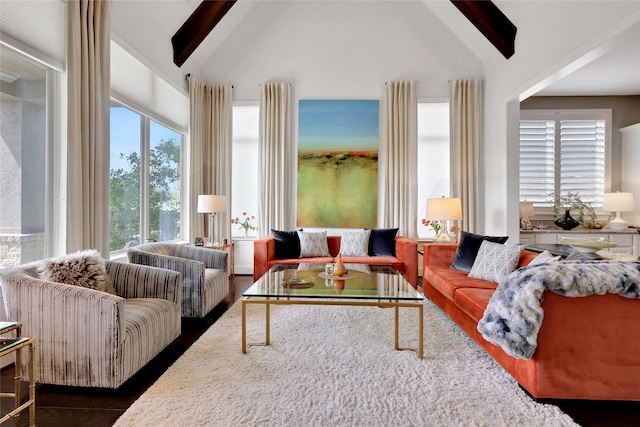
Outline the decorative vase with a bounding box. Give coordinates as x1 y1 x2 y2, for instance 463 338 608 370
333 254 346 277
554 209 581 230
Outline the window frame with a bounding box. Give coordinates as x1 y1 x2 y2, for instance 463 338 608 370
109 100 186 258
519 109 612 216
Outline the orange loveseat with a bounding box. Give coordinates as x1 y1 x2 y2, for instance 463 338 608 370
422 243 640 401
254 235 418 288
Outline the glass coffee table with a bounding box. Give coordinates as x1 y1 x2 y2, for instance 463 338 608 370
241 264 424 358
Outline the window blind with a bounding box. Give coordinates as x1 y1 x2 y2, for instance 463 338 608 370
519 110 609 209
519 120 555 204
559 120 606 206
0 0 65 71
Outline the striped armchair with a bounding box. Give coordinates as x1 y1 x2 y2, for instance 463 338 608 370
0 260 181 389
127 243 229 318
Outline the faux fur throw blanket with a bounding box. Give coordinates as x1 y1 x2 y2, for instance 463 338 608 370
477 260 640 360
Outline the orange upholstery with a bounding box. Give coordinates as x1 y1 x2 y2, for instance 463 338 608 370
422 243 640 400
254 235 418 288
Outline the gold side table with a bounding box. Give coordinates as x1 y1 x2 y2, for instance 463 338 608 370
0 322 35 427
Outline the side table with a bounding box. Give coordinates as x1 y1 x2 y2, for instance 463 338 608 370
0 322 35 427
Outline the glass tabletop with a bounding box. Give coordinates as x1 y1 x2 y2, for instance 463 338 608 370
244 264 423 301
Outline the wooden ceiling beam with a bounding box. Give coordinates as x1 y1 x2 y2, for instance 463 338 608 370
451 0 517 59
171 0 237 67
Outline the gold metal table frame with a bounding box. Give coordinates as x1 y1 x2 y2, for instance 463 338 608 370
241 265 424 359
0 322 36 427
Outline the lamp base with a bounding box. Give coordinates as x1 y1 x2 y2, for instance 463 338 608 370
435 229 456 243
608 212 628 231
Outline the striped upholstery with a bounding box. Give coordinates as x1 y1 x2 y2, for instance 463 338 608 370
0 260 181 389
127 243 229 318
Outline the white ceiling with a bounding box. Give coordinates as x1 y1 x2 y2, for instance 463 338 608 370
534 24 640 96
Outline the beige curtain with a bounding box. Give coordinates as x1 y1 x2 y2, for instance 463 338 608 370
258 82 292 236
66 0 111 256
449 79 483 233
382 80 418 239
188 75 233 244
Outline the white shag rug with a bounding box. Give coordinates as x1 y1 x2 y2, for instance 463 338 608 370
115 299 578 427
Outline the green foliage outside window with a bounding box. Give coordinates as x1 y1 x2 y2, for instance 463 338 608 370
109 138 180 251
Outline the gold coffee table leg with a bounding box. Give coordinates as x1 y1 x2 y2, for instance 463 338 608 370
241 300 247 353
418 303 424 359
394 305 400 351
265 302 270 346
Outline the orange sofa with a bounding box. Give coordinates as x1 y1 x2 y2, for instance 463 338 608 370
422 243 640 401
254 235 418 288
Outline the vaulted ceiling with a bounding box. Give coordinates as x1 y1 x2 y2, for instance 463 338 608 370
111 0 640 97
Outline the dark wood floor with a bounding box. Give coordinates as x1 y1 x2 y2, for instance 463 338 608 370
2 275 640 427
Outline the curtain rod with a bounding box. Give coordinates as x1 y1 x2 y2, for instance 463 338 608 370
185 74 233 88
258 83 292 87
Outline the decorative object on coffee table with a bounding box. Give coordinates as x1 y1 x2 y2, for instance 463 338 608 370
333 254 346 277
559 236 617 252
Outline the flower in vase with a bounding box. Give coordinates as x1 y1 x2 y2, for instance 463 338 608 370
231 212 257 236
421 219 442 234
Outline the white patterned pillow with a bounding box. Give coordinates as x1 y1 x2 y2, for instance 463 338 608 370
339 229 371 257
297 231 330 258
528 250 562 266
468 241 525 283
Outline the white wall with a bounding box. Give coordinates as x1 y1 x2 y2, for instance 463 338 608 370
428 0 640 239
110 0 640 240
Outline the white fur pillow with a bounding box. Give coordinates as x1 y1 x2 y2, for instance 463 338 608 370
38 249 116 294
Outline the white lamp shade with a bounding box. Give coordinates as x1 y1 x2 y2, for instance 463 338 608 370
197 195 227 213
426 197 463 221
519 201 534 217
603 192 635 212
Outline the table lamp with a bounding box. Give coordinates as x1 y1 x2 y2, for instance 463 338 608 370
197 195 227 245
519 201 534 230
426 196 463 242
603 192 635 231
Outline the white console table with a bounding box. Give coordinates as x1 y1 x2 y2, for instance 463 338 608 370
520 229 639 259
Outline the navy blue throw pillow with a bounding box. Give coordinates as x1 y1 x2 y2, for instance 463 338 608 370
367 228 399 257
450 231 508 272
271 229 301 259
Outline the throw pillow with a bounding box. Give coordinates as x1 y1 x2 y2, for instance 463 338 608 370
367 228 398 256
298 230 331 258
340 229 371 257
528 250 562 266
450 231 509 272
468 241 525 283
37 249 116 294
271 229 301 259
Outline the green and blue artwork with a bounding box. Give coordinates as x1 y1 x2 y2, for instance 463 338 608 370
297 100 379 228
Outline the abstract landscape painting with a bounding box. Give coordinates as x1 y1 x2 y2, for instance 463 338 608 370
297 100 379 228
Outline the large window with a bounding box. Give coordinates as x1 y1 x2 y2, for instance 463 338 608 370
520 110 610 209
109 103 183 252
231 104 259 238
417 102 450 239
0 46 48 267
